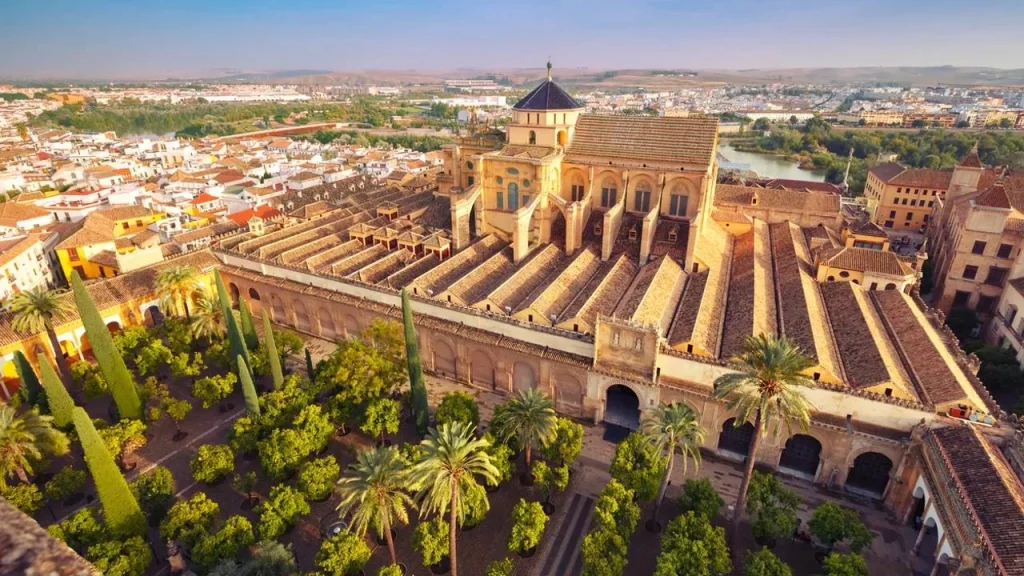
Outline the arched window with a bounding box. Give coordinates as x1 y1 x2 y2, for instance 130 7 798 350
633 182 652 212
669 185 689 217
508 182 520 211
570 177 585 202
601 178 618 208
528 130 536 145
557 130 567 146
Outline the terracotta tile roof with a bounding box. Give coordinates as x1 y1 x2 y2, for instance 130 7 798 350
566 115 718 167
958 147 983 168
770 222 817 358
483 244 566 313
868 162 907 182
517 245 602 319
871 163 953 190
715 184 841 214
0 200 51 223
976 183 1012 209
720 231 755 358
498 145 559 160
384 254 440 290
411 235 505 296
760 178 844 194
668 270 708 346
333 244 389 277
0 499 100 575
847 218 888 238
88 250 120 270
820 246 911 277
613 255 686 333
442 248 516 306
928 426 1024 575
0 234 42 269
356 249 418 284
820 282 890 388
559 253 638 329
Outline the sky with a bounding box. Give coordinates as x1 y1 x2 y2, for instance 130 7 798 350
2 0 1024 79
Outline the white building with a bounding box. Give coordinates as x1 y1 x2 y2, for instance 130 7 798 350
0 234 57 307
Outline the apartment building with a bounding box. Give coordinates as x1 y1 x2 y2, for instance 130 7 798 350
864 163 953 232
0 234 57 306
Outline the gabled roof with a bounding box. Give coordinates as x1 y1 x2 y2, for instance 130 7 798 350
869 162 952 190
566 115 718 167
512 79 581 111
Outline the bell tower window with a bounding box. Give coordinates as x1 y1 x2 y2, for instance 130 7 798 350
528 130 536 145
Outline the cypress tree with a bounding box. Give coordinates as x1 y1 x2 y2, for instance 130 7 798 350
12 350 46 411
215 271 250 372
71 272 141 420
304 347 315 378
262 309 284 389
401 289 429 436
238 354 260 418
38 356 74 427
72 407 146 537
239 297 259 351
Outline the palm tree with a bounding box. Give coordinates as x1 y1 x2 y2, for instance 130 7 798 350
335 446 415 567
713 334 814 543
407 422 498 576
490 388 557 474
0 405 70 489
189 290 225 341
9 288 74 382
155 265 198 319
640 402 705 530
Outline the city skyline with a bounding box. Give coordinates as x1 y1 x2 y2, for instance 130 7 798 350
3 0 1024 79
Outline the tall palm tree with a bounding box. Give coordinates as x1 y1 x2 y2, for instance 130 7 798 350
713 334 814 543
407 422 498 576
0 405 69 489
640 402 705 529
189 290 225 341
335 446 415 567
490 388 557 473
9 288 74 382
155 265 198 319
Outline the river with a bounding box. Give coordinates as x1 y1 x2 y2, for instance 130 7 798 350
717 142 826 182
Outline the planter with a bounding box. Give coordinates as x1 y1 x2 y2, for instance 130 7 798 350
172 430 189 442
429 556 451 575
219 402 236 413
397 564 407 575
241 495 261 511
375 528 397 546
519 473 534 487
542 502 555 516
645 519 663 533
63 493 84 507
517 546 537 559
485 483 501 494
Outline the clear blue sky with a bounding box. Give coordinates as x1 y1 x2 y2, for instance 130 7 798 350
2 0 1023 79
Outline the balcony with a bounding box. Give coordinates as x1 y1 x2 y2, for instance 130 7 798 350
994 310 1024 348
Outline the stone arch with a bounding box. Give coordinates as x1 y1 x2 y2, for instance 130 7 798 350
293 299 311 333
778 433 823 480
665 179 694 218
228 283 241 308
562 167 587 202
885 283 897 290
604 383 641 429
469 349 495 389
551 369 584 410
512 361 537 393
432 337 457 379
105 320 122 334
317 308 337 340
342 314 359 338
557 130 567 147
59 338 80 361
718 417 755 460
79 333 91 356
845 451 894 497
507 182 520 211
144 305 164 327
270 293 287 325
248 287 261 301
628 175 656 213
596 171 621 208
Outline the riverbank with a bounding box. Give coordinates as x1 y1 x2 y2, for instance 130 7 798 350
716 141 827 182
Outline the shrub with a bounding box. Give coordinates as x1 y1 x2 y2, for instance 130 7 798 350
679 478 723 521
98 418 148 463
581 480 640 576
508 499 548 553
43 465 88 503
259 375 313 428
2 483 43 515
135 340 173 377
654 511 731 576
809 502 874 553
228 416 261 455
435 391 480 428
293 404 334 452
378 565 403 576
191 444 236 484
48 508 104 553
258 485 310 540
259 427 312 480
246 541 298 576
412 518 449 567
540 417 584 467
71 360 107 399
822 552 869 576
316 531 372 576
360 397 400 441
160 492 220 546
485 558 514 576
130 465 175 523
192 373 237 408
609 432 666 503
745 548 792 576
297 455 341 501
85 535 151 576
461 481 490 528
192 515 255 569
747 471 800 543
483 432 515 486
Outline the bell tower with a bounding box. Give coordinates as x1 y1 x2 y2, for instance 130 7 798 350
507 63 584 149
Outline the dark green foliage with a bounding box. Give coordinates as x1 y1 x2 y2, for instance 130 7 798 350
461 480 490 528
485 558 515 576
316 531 372 576
130 465 175 523
48 508 105 553
297 455 340 501
294 404 333 452
435 391 480 428
38 356 74 427
822 553 869 576
508 498 547 553
43 465 87 503
134 340 173 377
808 502 874 553
678 478 724 521
540 416 584 467
85 535 151 576
744 548 792 576
747 471 800 543
112 325 153 358
263 309 284 389
13 350 45 411
229 415 261 455
192 372 237 408
483 432 515 486
245 540 298 576
653 511 732 576
238 297 259 351
2 483 43 514
305 347 315 378
258 484 310 539
216 271 250 373
360 397 400 441
238 354 260 417
581 480 640 576
532 460 570 502
413 518 450 567
71 272 141 419
192 515 255 569
98 418 147 464
402 288 429 436
190 444 236 484
258 374 312 429
72 407 146 537
160 492 220 546
259 428 311 480
610 432 667 503
71 360 107 399
945 307 980 342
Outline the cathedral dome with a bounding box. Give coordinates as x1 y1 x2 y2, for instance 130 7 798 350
512 64 581 111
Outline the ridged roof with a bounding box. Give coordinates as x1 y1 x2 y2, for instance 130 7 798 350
512 80 581 111
566 115 718 167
